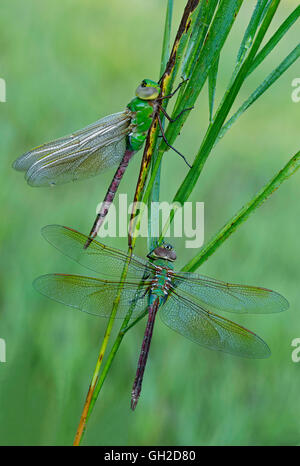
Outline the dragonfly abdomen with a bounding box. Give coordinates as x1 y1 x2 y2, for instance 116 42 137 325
84 149 134 247
131 299 159 410
131 267 174 410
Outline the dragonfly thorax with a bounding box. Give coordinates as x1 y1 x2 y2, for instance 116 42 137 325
151 265 174 297
126 79 161 152
148 244 176 297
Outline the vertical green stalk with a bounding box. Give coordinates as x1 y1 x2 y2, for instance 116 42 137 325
148 0 173 252
73 252 133 445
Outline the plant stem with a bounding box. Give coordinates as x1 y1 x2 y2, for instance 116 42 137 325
73 250 133 445
128 0 201 247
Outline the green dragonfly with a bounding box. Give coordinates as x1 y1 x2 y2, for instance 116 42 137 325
34 225 289 410
13 79 190 248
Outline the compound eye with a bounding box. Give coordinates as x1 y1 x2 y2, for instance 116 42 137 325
135 83 160 101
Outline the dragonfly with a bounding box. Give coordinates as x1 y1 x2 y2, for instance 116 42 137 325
13 79 190 248
34 225 289 410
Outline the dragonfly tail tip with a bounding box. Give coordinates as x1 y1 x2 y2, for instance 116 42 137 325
130 396 139 411
83 237 93 249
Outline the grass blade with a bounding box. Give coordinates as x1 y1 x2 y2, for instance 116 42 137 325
248 4 300 75
160 0 173 74
181 150 300 272
218 43 300 142
235 0 268 68
148 0 173 251
129 0 201 247
160 0 244 152
156 0 281 240
181 0 220 80
172 0 281 206
208 54 219 123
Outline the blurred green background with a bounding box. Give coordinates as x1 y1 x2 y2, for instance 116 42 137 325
0 0 299 446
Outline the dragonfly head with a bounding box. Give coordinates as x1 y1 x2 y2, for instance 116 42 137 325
148 243 177 262
136 79 160 101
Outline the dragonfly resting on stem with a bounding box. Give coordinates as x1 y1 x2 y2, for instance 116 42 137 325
13 79 191 248
34 225 289 410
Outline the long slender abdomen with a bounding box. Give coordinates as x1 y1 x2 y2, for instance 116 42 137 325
131 298 160 410
84 149 135 248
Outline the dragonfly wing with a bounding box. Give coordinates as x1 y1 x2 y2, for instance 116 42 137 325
34 274 150 318
160 291 271 358
42 224 155 280
13 111 132 187
172 272 289 314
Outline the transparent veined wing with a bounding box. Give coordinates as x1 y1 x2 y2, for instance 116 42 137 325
171 272 289 315
34 274 151 318
13 111 132 187
41 224 155 280
160 290 271 358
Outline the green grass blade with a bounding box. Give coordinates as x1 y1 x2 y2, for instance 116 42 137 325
248 4 300 75
130 0 202 246
181 0 219 80
218 43 300 142
213 0 269 125
156 0 281 240
148 0 174 251
159 0 244 152
160 0 201 97
208 53 219 123
160 0 173 74
85 302 148 427
172 0 281 206
73 250 135 445
235 0 268 67
181 150 300 272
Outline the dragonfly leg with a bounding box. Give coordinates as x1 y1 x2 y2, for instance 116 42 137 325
157 77 189 100
157 115 192 169
122 308 148 334
159 105 194 123
128 286 150 310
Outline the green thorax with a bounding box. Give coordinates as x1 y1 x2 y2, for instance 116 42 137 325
126 79 161 152
126 98 154 151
